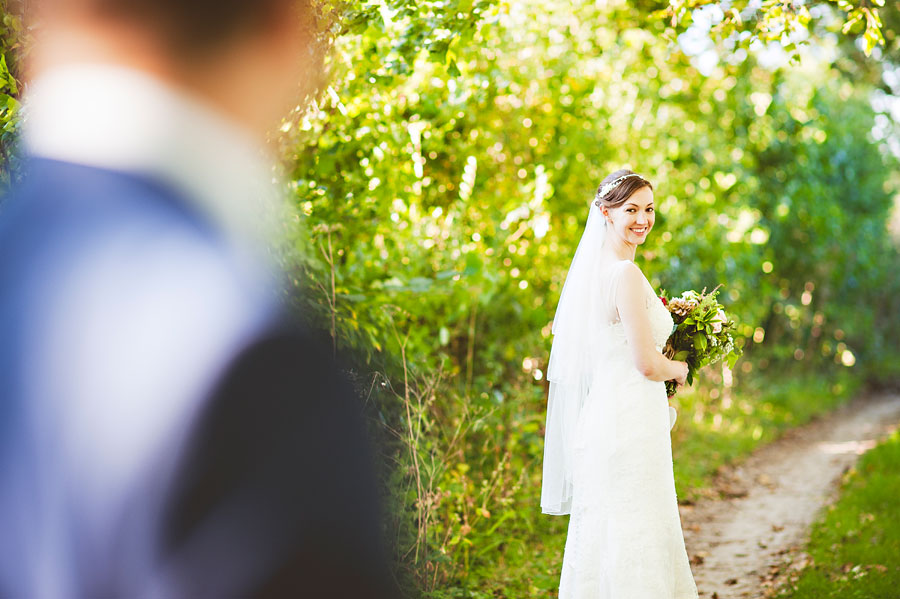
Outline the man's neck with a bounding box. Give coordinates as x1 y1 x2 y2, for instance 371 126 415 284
23 63 283 255
29 23 272 143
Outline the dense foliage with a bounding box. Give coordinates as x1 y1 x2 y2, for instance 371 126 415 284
281 1 900 594
2 0 899 596
0 0 25 187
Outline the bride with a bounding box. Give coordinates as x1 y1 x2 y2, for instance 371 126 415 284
541 170 698 598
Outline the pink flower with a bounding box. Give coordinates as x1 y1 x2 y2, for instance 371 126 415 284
711 309 727 333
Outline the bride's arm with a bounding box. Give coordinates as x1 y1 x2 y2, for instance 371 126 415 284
616 263 688 383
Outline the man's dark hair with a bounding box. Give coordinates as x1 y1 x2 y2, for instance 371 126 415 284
81 0 320 56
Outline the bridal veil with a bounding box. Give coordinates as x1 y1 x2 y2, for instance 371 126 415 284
541 201 606 516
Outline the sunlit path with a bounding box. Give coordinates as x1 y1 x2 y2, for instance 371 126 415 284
681 393 900 598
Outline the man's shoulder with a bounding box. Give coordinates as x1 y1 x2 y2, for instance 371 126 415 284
0 158 281 384
3 158 214 238
0 158 265 298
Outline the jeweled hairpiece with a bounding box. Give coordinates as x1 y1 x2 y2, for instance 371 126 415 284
594 173 643 206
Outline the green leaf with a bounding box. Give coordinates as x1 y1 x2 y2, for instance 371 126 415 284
693 333 707 352
408 277 432 292
463 253 483 276
727 352 740 369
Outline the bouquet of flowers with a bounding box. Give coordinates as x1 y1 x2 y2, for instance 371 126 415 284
659 286 742 397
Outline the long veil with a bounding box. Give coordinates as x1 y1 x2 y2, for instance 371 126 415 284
541 200 605 516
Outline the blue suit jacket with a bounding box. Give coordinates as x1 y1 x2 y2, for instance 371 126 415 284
0 159 392 598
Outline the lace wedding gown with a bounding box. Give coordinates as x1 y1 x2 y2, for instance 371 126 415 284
557 259 698 599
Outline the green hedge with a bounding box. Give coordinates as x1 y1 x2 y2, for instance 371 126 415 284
280 3 900 594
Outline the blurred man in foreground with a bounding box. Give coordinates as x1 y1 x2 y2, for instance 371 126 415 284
0 1 393 597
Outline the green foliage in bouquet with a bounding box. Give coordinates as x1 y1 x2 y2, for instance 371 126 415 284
661 287 742 397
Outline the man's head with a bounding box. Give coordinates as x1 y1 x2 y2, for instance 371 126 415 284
54 0 316 59
30 0 327 137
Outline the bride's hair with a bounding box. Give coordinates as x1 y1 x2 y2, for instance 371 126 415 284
594 169 652 209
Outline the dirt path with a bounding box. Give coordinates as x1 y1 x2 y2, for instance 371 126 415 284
679 392 900 599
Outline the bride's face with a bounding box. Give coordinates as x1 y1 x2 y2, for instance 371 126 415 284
604 186 655 245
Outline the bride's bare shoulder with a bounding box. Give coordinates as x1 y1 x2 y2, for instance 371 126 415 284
615 259 644 283
610 261 650 306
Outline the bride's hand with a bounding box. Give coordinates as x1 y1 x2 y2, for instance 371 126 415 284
674 361 688 386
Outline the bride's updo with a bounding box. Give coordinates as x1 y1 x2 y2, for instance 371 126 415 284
594 169 652 209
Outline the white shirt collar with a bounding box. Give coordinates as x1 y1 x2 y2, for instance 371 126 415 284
23 63 284 252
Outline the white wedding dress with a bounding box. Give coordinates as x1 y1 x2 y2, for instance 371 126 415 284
557 259 698 599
